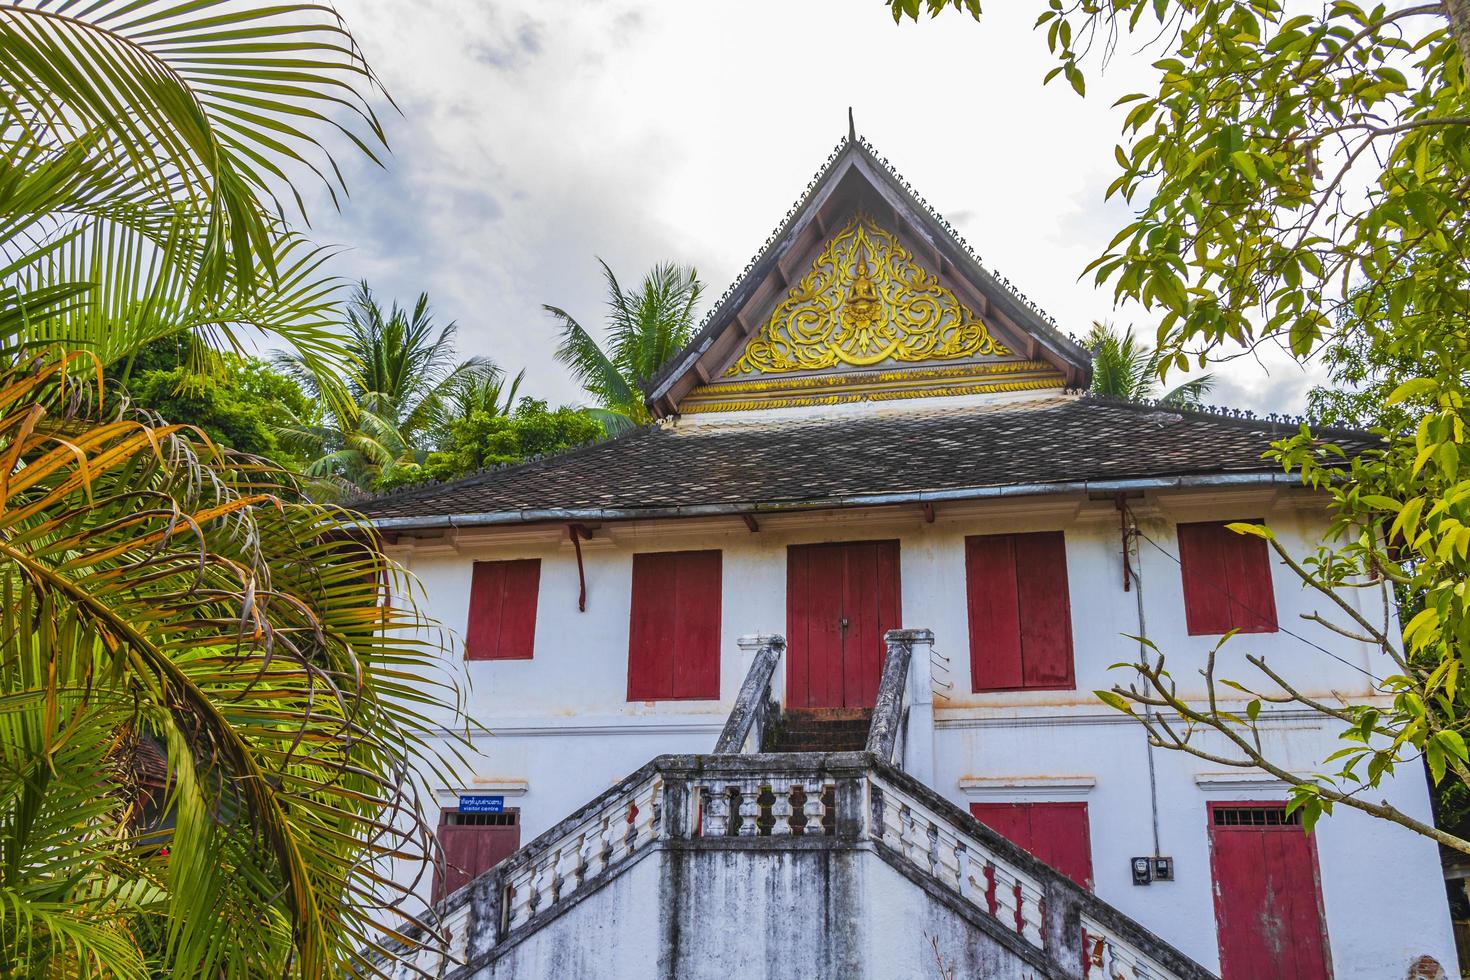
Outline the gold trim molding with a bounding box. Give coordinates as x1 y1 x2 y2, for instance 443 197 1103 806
700 360 1056 397
727 212 1011 375
681 378 1064 415
680 367 1066 415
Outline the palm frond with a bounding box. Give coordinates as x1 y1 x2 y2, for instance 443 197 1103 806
545 302 633 407
1158 374 1216 408
0 0 388 294
0 351 469 976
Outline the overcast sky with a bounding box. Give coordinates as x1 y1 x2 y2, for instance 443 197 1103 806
311 0 1327 413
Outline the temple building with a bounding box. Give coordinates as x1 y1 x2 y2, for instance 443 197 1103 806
361 131 1456 979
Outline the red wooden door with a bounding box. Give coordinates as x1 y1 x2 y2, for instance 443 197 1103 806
1208 804 1332 980
434 809 521 901
786 540 901 708
970 802 1093 890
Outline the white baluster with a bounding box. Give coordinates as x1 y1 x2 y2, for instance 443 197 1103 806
954 841 970 899
622 798 640 853
993 867 1021 935
1018 881 1045 947
704 785 730 837
574 831 592 888
1104 940 1126 980
506 872 530 930
527 860 547 916
803 780 826 835
770 779 794 835
547 847 563 904
899 804 919 862
737 779 760 837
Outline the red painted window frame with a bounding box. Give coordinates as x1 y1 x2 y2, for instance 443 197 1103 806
627 549 723 702
1177 520 1279 636
969 801 1094 891
966 531 1076 693
1206 801 1333 980
465 558 541 660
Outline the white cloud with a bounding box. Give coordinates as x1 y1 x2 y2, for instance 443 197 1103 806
308 0 1328 414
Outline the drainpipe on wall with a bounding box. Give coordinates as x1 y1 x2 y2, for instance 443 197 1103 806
1117 494 1164 861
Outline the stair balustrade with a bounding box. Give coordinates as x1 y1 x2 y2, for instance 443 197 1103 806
714 634 785 754
866 628 936 779
371 751 1214 980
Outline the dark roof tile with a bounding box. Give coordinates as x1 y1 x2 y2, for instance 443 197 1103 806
360 397 1371 526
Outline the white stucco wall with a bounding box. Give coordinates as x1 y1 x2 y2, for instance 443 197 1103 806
390 486 1456 977
466 842 1049 980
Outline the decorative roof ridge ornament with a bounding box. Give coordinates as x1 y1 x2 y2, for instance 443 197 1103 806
727 212 1010 375
1075 391 1334 430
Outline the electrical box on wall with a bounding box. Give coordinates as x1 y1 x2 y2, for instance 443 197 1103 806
1132 856 1175 884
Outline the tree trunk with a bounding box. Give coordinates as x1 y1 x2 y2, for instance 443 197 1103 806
1447 0 1470 76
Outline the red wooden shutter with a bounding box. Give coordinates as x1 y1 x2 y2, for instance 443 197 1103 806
967 535 1024 690
970 801 1093 890
967 532 1074 691
1015 532 1075 688
628 550 722 701
1178 521 1278 636
465 559 541 660
1208 804 1330 979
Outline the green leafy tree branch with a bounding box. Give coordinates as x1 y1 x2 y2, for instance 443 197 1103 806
890 0 1470 851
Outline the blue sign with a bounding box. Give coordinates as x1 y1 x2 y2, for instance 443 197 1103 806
459 795 505 814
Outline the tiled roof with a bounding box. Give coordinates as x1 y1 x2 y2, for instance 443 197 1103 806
361 396 1371 527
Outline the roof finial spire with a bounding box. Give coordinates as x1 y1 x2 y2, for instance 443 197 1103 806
847 106 856 142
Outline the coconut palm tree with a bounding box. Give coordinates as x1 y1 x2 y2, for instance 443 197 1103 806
1084 322 1215 407
276 283 498 489
0 2 466 975
545 260 703 430
442 366 528 431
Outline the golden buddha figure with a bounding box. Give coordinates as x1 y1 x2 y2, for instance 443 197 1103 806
840 243 885 355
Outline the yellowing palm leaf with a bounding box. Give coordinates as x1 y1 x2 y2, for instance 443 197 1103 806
0 352 467 976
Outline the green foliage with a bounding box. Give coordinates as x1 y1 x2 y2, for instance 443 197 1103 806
0 1 472 973
0 0 388 377
888 0 982 22
1084 321 1214 406
278 282 497 490
1306 289 1442 431
891 1 1470 850
0 354 468 977
379 398 606 490
545 260 702 431
120 342 315 468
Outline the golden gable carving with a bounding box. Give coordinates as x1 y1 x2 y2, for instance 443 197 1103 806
727 212 1010 376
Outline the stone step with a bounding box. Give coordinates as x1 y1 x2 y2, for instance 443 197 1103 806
772 739 868 753
765 707 875 754
779 722 870 735
783 707 872 724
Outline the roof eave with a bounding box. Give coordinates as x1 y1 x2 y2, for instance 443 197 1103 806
368 469 1301 532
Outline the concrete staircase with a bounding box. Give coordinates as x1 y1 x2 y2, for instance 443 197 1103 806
764 707 871 753
371 634 1216 980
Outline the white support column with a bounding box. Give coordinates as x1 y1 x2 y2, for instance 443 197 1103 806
903 628 936 785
